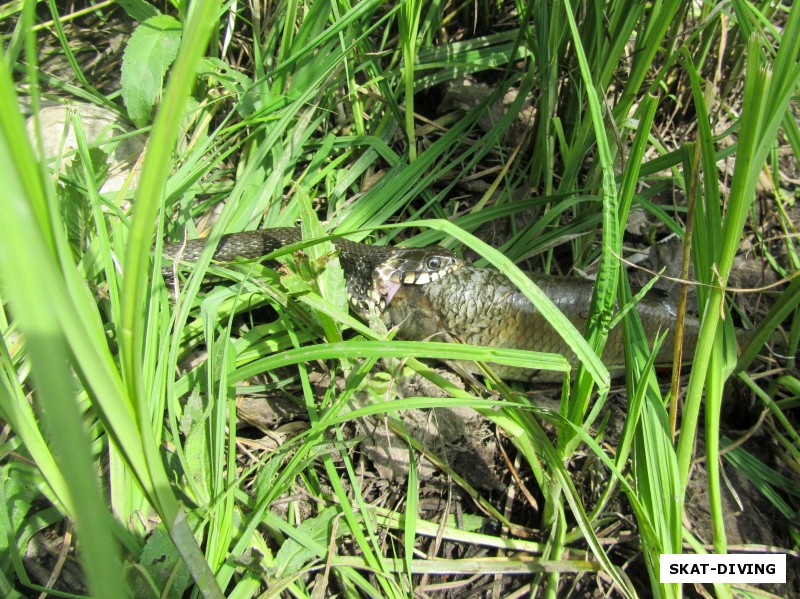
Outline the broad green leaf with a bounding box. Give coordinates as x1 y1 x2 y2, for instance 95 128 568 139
0 464 40 578
272 506 350 577
196 58 257 116
121 15 183 127
115 0 159 22
132 526 192 599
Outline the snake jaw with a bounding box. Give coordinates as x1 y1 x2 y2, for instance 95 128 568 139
372 249 463 309
345 246 464 316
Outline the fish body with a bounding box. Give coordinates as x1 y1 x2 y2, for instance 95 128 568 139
387 267 700 381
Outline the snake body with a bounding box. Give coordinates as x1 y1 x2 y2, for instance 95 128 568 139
162 227 462 312
164 228 700 380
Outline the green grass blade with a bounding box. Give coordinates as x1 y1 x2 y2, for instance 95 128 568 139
0 54 127 599
558 0 621 434
677 22 799 490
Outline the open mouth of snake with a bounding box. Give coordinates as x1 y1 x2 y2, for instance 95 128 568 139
375 277 402 305
372 251 462 308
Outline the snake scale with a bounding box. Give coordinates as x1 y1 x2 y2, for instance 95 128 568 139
163 228 700 380
163 227 462 312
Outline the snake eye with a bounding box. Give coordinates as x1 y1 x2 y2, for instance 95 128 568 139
426 256 441 270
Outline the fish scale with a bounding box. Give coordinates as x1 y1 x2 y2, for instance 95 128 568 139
387 267 702 381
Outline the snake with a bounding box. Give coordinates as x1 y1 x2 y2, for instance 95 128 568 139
163 227 702 381
162 227 463 313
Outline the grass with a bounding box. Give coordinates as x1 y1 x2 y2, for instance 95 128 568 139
0 0 799 597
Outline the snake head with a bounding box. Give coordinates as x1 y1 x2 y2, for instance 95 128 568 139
373 247 463 306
